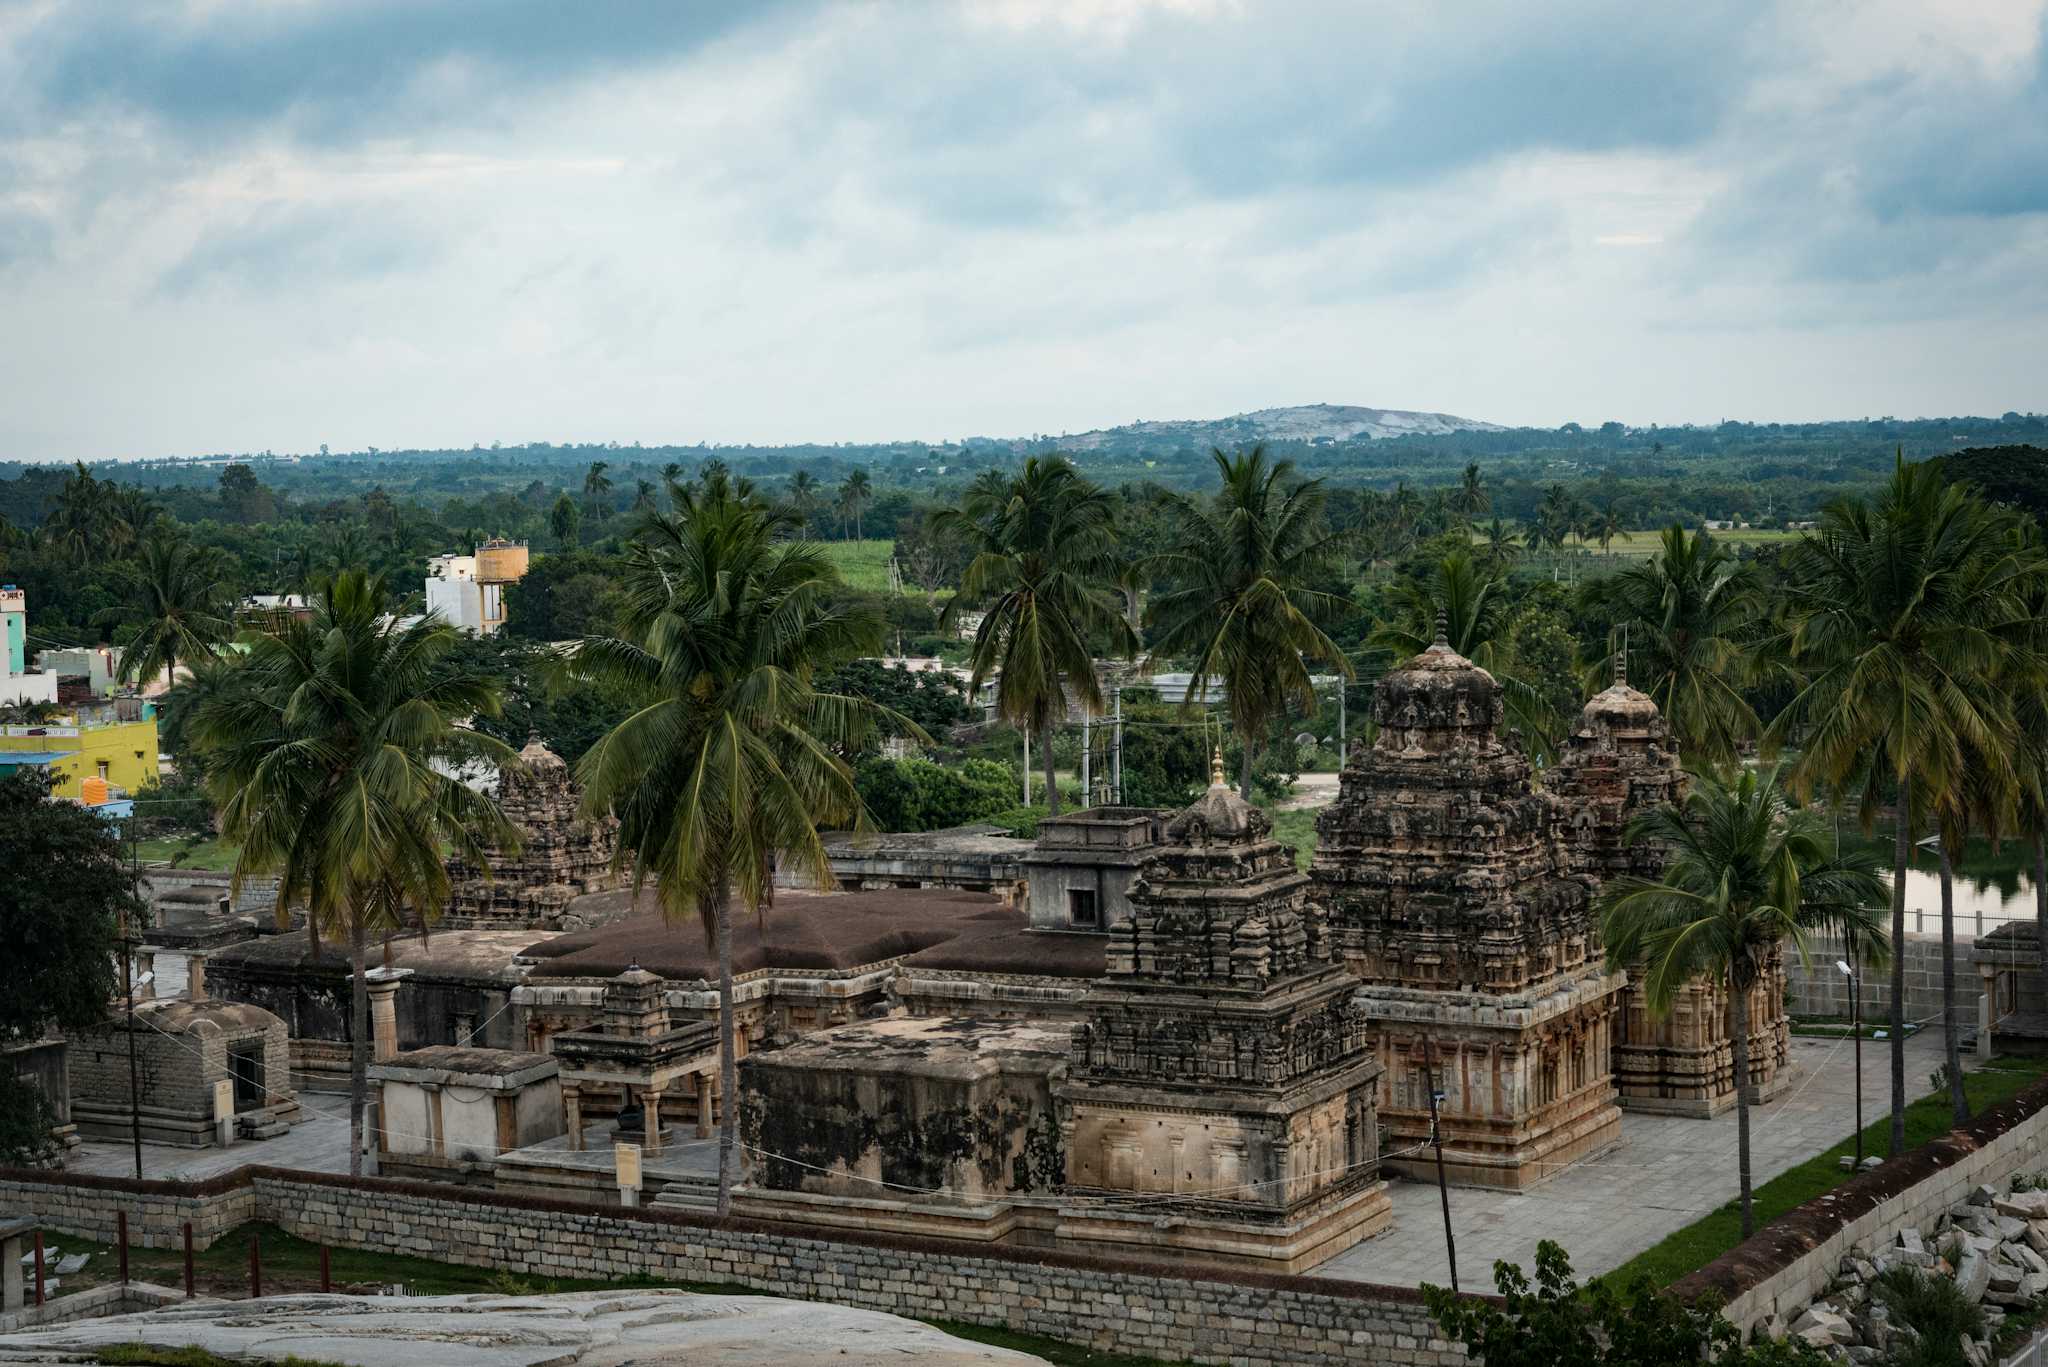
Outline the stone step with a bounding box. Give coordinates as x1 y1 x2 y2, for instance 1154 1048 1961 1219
650 1180 718 1212
239 1119 291 1140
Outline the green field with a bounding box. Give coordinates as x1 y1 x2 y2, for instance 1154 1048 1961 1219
133 837 239 871
817 538 900 592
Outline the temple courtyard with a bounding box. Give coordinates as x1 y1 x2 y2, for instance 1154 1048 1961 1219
63 1029 1949 1288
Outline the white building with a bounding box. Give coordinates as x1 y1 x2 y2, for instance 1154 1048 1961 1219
424 540 530 636
0 587 60 707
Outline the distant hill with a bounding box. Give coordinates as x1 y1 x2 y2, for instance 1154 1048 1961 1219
1035 403 1505 454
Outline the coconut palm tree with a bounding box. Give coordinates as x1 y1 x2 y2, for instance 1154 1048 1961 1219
1588 502 1626 557
190 571 517 1176
786 469 821 528
570 487 906 1213
936 456 1136 816
1145 445 1353 797
1453 462 1489 527
1580 525 1765 767
632 479 657 512
1480 518 1520 572
95 533 235 689
583 460 614 522
1600 764 1889 1237
1774 455 2040 1154
837 469 873 540
1371 550 1562 761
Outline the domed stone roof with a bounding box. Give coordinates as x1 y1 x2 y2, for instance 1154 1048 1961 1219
1370 612 1504 756
1572 657 1666 735
1164 750 1268 844
518 733 568 771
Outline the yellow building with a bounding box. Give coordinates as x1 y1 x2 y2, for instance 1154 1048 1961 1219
0 717 160 801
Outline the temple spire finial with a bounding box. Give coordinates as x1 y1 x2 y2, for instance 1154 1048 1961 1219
1432 607 1449 649
1210 746 1227 788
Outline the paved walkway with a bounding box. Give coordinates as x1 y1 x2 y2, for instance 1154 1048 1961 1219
70 1093 356 1180
1315 1031 1952 1287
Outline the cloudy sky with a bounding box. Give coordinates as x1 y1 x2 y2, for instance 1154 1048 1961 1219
2 0 2045 460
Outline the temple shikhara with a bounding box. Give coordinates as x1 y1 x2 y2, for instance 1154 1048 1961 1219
86 621 1789 1274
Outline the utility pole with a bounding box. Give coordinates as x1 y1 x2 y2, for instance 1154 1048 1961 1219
1080 715 1091 809
1021 728 1031 807
1423 1037 1458 1293
121 820 143 1180
1112 686 1123 805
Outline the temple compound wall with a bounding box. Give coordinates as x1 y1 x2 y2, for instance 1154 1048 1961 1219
1547 668 1791 1119
1311 629 1623 1189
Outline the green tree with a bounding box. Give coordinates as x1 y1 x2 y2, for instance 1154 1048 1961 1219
1481 517 1520 571
1580 525 1764 766
95 532 235 689
1454 461 1490 525
1424 1240 1827 1366
837 468 873 540
1145 446 1352 795
1774 457 2038 1154
854 755 1016 831
935 456 1137 816
549 492 582 551
190 570 518 1176
0 768 137 1164
217 463 277 523
1371 551 1562 761
786 469 821 528
582 460 613 522
569 486 904 1213
1599 766 1890 1236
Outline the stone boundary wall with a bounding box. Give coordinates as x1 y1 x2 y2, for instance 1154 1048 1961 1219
0 1282 184 1335
1672 1075 2048 1337
0 1165 1473 1366
1784 934 1987 1028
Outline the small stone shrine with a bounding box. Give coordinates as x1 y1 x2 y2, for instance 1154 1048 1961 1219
548 966 719 1154
1058 757 1388 1270
444 736 623 931
1547 661 1791 1117
1311 620 1624 1188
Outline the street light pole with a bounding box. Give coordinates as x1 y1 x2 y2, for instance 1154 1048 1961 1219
1423 1037 1459 1293
1839 958 1862 1168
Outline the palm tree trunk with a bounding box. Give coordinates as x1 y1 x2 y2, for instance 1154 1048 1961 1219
716 892 738 1218
1239 737 1254 800
348 920 369 1179
1040 721 1060 817
1729 970 1755 1238
1940 838 1969 1125
1889 778 1910 1157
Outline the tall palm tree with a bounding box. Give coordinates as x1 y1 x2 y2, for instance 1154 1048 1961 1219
632 479 657 512
787 469 821 528
1774 456 2040 1154
936 456 1136 816
95 533 235 689
1480 517 1520 572
583 460 614 522
1581 525 1764 766
191 571 517 1176
570 487 905 1213
1453 462 1490 527
1371 551 1562 761
1145 446 1353 796
1600 765 1889 1237
837 469 873 540
1588 502 1625 556
328 522 368 573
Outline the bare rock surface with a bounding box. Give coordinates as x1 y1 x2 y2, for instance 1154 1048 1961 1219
0 1289 1047 1365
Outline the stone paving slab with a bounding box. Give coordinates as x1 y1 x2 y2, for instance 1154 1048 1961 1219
1315 1031 1953 1287
69 1092 355 1180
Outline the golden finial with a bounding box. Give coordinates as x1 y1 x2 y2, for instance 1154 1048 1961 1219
1210 746 1227 788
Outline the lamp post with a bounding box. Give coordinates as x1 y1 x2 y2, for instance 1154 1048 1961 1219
1839 958 1862 1167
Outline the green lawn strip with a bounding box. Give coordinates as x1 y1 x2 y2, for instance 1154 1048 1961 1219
131 838 239 871
1263 805 1319 870
817 539 904 593
98 1347 348 1367
1611 1057 2048 1289
925 1319 1190 1366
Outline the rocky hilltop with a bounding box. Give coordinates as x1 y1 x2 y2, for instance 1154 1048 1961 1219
1041 402 1503 453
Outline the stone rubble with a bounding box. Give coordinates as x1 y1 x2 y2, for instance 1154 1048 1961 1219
1772 1170 2048 1364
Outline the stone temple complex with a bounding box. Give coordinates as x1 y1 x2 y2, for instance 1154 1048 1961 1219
1310 624 1626 1188
1059 759 1386 1268
444 736 623 932
1548 662 1791 1118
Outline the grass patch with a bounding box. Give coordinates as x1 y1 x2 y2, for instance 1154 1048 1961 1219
1609 1056 2048 1289
927 1319 1189 1366
132 837 238 871
817 538 904 593
98 1348 347 1367
1265 806 1320 870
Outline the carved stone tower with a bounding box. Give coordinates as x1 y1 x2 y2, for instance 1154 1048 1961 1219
1547 662 1790 1117
1057 757 1389 1271
445 736 623 930
1310 625 1625 1188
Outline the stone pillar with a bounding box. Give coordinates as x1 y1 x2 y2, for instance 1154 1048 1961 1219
184 950 208 1002
363 967 413 1063
641 1087 663 1155
132 948 158 1000
563 1084 584 1153
0 1216 29 1313
696 1074 713 1139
